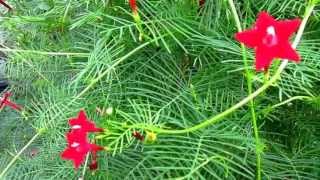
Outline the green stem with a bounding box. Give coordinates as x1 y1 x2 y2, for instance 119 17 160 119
227 0 261 179
133 13 152 41
0 132 41 178
81 153 90 178
271 96 312 109
0 47 89 57
133 14 144 38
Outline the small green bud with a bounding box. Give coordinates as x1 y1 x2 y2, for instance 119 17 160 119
37 128 47 134
106 107 113 115
95 135 107 139
145 131 157 143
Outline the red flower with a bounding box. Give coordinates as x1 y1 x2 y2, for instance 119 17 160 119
0 92 22 111
235 12 301 71
69 110 103 133
129 0 137 14
132 131 144 141
0 0 12 10
61 131 103 169
61 110 104 169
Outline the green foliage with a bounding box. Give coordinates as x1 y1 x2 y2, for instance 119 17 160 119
0 0 320 179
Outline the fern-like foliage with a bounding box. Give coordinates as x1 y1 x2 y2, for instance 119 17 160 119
0 0 319 179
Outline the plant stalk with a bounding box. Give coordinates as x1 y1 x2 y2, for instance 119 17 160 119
227 0 261 179
0 132 41 178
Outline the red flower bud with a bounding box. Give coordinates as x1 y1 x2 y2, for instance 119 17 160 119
129 0 137 14
132 131 144 141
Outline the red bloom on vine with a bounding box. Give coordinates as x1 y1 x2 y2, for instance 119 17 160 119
61 110 104 169
129 0 137 14
0 0 12 10
69 110 103 133
0 92 22 111
235 12 301 71
61 131 103 169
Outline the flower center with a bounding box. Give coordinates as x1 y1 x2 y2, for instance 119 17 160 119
71 142 80 148
71 125 82 129
262 26 278 47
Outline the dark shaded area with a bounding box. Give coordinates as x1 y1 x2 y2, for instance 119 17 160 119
0 49 8 93
0 81 8 93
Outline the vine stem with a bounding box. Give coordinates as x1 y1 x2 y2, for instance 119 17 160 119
0 47 89 57
128 3 315 135
271 96 312 109
227 0 261 179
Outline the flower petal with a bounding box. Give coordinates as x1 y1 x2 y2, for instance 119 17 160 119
90 144 104 153
61 148 86 169
69 110 103 133
235 29 260 48
78 110 87 120
276 19 301 40
277 43 300 62
255 47 274 71
255 12 276 30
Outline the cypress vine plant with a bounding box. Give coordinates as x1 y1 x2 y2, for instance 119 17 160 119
1 0 320 179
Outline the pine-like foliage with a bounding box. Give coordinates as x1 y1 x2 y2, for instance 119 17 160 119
0 0 320 179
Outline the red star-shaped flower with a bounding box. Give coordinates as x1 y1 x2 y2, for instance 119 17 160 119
69 110 103 133
61 131 103 169
0 92 22 111
235 12 301 71
0 0 12 10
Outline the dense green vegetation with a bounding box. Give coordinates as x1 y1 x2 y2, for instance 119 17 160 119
0 0 320 179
